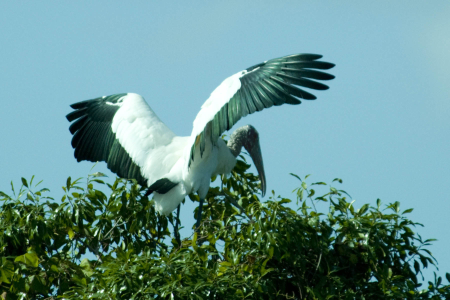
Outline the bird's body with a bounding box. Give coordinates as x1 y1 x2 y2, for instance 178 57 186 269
151 132 237 215
66 53 334 223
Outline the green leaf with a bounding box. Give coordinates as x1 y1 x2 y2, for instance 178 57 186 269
21 177 28 188
15 252 39 268
68 228 75 240
0 258 14 284
402 208 413 214
30 274 47 294
358 204 369 216
414 260 420 274
10 181 15 195
289 173 302 181
0 191 11 199
279 198 291 204
192 232 198 249
91 179 105 184
80 258 94 277
90 172 107 178
66 176 71 191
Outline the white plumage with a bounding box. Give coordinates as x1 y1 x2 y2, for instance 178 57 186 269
66 53 334 225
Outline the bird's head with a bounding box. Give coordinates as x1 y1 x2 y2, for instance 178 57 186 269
228 125 266 197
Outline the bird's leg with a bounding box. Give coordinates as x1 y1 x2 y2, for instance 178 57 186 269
174 204 181 245
144 188 153 198
195 198 204 230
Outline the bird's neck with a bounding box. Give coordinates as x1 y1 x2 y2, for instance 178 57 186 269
227 137 242 157
227 126 250 157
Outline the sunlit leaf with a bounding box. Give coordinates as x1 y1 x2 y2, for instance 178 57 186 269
15 252 39 268
68 228 75 240
0 258 14 284
90 172 107 178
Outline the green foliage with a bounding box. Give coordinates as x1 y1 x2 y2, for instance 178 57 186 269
1 163 449 299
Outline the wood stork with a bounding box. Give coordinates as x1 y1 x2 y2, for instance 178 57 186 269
66 53 334 232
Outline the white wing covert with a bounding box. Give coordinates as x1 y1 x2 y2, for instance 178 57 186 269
66 93 176 186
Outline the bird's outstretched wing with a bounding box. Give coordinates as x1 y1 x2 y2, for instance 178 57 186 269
188 53 335 164
66 93 176 186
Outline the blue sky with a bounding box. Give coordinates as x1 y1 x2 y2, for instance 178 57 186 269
1 2 449 281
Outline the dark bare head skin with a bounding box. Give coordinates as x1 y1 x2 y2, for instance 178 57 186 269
227 125 266 196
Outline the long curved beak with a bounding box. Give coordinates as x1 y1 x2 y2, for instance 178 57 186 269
247 142 266 197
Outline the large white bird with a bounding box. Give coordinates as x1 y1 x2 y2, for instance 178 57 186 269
66 53 334 229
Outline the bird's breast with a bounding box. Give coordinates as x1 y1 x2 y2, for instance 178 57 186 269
213 139 237 177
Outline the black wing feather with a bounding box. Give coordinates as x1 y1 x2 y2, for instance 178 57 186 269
197 54 335 164
66 93 148 186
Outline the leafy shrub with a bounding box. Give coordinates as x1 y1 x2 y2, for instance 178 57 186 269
1 159 449 299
